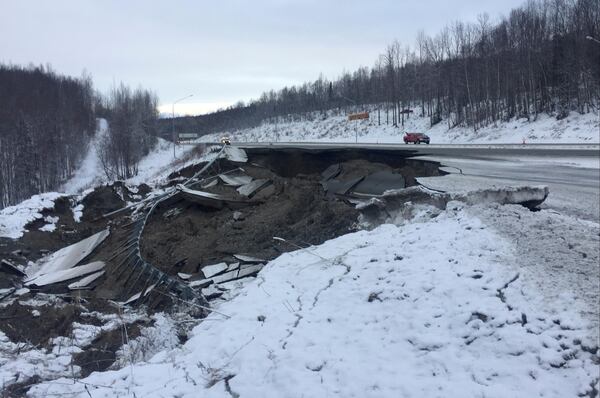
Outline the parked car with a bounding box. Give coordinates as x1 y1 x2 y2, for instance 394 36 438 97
220 136 231 145
403 132 430 144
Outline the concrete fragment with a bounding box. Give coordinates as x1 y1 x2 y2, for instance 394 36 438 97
178 185 251 209
226 262 240 272
68 270 105 290
189 278 213 288
210 269 241 284
351 171 406 196
219 174 253 187
237 264 264 279
234 254 265 263
26 229 109 283
222 146 248 162
323 176 364 196
202 262 228 278
0 259 26 277
202 285 224 300
26 261 105 287
321 163 342 181
237 179 270 198
233 211 245 221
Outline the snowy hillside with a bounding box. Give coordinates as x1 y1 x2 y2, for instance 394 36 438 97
200 109 599 144
61 125 196 194
29 203 599 398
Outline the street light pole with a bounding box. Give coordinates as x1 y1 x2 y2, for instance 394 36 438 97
172 94 194 158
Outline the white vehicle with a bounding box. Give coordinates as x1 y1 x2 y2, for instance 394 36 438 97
220 136 231 145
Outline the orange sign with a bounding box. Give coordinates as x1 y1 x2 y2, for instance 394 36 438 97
348 112 369 121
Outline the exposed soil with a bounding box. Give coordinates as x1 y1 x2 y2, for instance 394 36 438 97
141 163 357 275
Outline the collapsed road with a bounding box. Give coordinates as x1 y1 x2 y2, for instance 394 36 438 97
0 144 550 395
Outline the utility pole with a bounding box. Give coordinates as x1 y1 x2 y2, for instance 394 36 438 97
172 94 194 158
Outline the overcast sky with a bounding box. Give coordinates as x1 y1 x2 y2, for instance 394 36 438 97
1 0 525 116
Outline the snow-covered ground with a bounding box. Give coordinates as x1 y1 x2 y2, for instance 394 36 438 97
28 202 599 398
200 109 599 144
0 192 65 239
61 130 196 194
61 119 110 194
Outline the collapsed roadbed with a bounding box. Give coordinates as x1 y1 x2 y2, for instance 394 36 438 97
0 145 551 395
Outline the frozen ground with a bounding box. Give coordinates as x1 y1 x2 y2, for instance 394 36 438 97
200 108 599 144
0 192 65 239
28 203 599 398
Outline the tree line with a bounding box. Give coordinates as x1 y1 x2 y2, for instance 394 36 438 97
164 0 599 136
0 64 95 208
96 84 159 180
0 64 159 209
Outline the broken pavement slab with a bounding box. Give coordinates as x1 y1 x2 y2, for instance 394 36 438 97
222 146 248 163
323 176 364 196
236 179 271 198
177 185 254 209
68 270 105 290
25 228 109 283
233 254 265 263
219 173 253 187
0 259 26 277
189 262 265 287
26 261 106 287
201 262 228 278
351 171 406 196
357 184 550 224
321 163 342 181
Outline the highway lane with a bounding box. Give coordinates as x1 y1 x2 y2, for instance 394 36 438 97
237 142 600 220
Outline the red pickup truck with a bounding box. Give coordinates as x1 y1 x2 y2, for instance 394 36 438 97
403 132 430 144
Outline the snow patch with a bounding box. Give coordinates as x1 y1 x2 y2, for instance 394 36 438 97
0 192 63 239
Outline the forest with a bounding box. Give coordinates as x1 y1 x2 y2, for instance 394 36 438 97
0 65 158 208
162 0 600 136
0 65 95 208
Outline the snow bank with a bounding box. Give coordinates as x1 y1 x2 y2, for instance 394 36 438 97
29 205 598 398
200 109 599 144
0 192 64 239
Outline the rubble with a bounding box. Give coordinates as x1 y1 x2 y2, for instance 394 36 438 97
25 229 109 284
357 185 550 224
26 261 105 287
